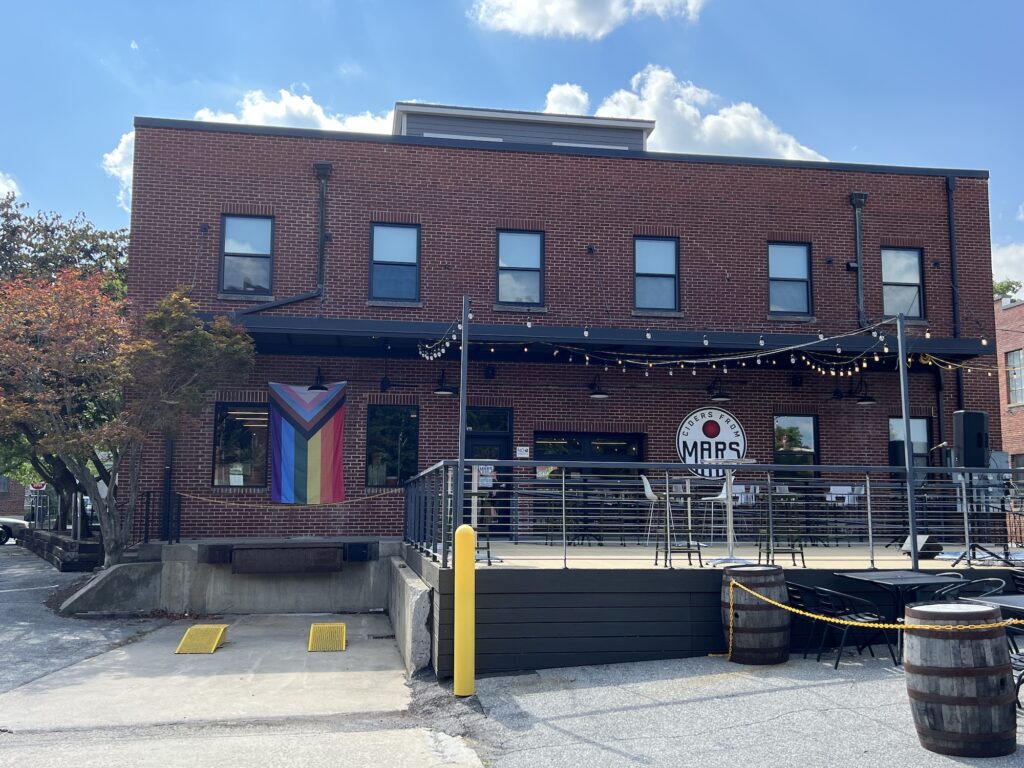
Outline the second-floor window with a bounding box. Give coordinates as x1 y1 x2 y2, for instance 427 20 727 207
221 216 273 295
768 243 811 315
497 230 543 305
634 237 678 311
1008 349 1024 406
371 224 420 301
881 247 924 318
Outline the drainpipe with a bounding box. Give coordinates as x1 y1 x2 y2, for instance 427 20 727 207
946 175 965 409
849 192 868 328
933 366 946 449
235 161 333 317
162 437 174 540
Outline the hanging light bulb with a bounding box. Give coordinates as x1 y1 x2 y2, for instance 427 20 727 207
836 344 842 354
790 354 797 364
873 352 880 362
924 328 931 339
468 312 473 320
756 356 762 365
526 320 532 329
871 329 879 338
644 369 649 377
523 346 529 353
883 344 890 354
692 368 697 376
668 369 673 376
758 335 765 347
818 330 825 340
703 335 709 346
583 325 590 338
981 336 989 346
645 328 652 340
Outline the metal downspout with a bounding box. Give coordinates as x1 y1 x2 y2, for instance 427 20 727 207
234 161 333 318
946 175 965 409
850 192 868 328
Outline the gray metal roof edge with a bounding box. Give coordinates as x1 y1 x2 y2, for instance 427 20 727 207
132 116 990 179
392 101 657 135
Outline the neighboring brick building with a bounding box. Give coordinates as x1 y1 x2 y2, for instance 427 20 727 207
127 103 999 541
995 296 1024 472
0 477 26 518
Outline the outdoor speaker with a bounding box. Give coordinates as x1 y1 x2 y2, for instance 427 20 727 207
953 410 989 468
900 535 942 559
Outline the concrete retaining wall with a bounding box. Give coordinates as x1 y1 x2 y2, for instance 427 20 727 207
387 556 431 677
62 541 403 616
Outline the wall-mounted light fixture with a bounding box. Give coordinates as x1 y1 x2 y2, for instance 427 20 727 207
433 371 457 396
588 376 609 400
308 366 328 391
706 377 730 402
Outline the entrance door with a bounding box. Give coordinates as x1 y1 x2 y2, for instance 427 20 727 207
466 434 512 534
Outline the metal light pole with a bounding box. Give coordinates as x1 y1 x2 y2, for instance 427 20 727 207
895 313 920 569
454 296 470 528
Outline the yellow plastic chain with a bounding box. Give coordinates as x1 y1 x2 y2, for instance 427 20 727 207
721 580 1024 661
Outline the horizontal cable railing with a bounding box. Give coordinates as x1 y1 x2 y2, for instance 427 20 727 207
403 460 1024 570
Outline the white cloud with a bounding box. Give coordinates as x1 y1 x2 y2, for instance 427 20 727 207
993 243 1024 296
580 65 825 160
0 171 19 198
1016 203 1024 222
104 89 392 213
544 83 590 115
102 131 134 213
130 39 139 51
470 0 708 40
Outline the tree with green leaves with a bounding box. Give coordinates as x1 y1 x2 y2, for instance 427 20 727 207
994 278 1022 299
0 195 130 524
0 270 253 565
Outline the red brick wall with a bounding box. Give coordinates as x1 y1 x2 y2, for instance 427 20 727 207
127 122 1000 539
995 299 1024 461
0 479 25 518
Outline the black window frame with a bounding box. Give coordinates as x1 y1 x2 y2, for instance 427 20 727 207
881 246 925 319
633 236 679 312
370 222 421 302
1007 349 1024 406
211 402 269 488
496 229 544 306
534 431 645 471
219 214 274 296
365 404 420 488
767 241 812 316
772 414 819 475
888 417 931 468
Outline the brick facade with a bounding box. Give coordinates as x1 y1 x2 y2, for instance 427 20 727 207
995 298 1024 465
0 478 26 518
128 119 1000 540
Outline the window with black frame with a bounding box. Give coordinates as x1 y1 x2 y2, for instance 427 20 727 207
773 416 817 474
366 405 419 487
212 404 268 487
634 237 678 311
221 216 273 295
370 224 419 301
881 248 924 317
768 243 811 315
497 231 543 305
888 418 930 467
534 432 643 477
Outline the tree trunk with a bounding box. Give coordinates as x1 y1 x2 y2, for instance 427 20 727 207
63 453 128 567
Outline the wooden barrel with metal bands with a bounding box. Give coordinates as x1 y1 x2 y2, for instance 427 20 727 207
721 564 790 665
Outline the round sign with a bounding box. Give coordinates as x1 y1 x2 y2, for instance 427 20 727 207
30 482 47 491
676 407 747 477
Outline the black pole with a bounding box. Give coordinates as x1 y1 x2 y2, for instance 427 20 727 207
143 491 151 544
455 296 470 527
162 437 174 541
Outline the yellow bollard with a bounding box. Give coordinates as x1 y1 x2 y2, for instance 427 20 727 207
453 523 476 697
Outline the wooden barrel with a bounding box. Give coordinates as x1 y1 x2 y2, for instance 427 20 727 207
721 565 790 665
904 603 1017 757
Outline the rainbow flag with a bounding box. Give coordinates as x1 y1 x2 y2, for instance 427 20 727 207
269 381 347 504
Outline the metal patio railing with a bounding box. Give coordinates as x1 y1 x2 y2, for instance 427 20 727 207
403 459 1024 569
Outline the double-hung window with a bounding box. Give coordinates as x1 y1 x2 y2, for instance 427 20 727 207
1007 349 1024 406
773 415 818 475
888 417 929 467
634 237 678 311
881 248 924 317
221 216 273 295
768 243 811 315
371 224 420 301
497 231 543 305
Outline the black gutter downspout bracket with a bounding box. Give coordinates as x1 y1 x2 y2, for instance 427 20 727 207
849 192 869 328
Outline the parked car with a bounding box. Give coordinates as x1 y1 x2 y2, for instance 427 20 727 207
0 516 29 544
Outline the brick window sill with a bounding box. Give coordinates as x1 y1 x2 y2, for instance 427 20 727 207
632 309 683 318
492 304 548 313
217 293 275 302
767 314 817 322
367 300 423 308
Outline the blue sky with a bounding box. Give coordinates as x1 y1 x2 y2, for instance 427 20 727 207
1 0 1022 284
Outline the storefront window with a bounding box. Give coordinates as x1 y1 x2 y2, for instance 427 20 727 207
773 416 817 472
534 432 643 476
213 404 268 487
366 405 419 487
466 407 511 434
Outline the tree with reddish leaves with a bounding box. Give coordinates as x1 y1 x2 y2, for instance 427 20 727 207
0 270 253 565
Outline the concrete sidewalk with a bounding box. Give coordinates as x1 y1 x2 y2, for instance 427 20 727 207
457 655 1022 767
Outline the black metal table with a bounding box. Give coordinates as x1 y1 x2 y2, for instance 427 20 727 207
836 570 965 620
962 594 1024 613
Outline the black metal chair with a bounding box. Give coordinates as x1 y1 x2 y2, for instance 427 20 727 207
813 587 897 669
1011 644 1024 709
1009 569 1024 593
932 577 1005 602
786 582 821 658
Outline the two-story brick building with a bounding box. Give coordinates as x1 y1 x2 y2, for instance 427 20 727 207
127 103 999 543
995 296 1024 473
